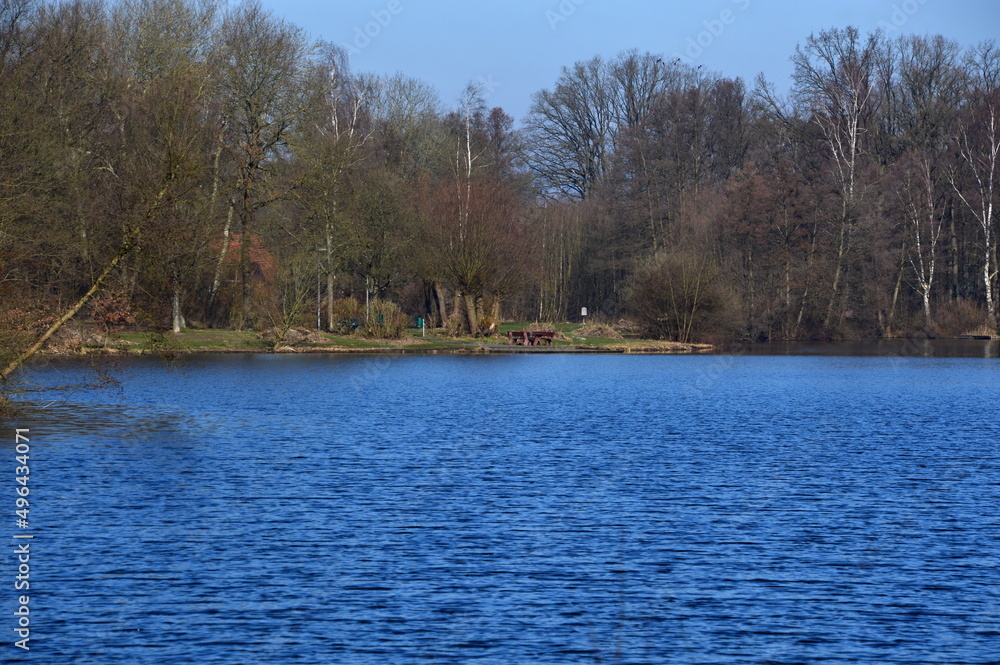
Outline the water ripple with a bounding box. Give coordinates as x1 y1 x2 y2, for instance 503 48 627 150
14 354 1000 664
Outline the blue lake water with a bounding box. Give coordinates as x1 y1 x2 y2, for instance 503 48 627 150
8 352 1000 664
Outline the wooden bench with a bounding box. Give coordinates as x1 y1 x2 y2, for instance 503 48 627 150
508 330 556 346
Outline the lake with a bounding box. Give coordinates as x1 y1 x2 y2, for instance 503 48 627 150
9 350 1000 664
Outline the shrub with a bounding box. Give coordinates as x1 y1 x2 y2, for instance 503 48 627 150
626 251 739 343
933 298 996 337
90 290 137 330
362 299 409 339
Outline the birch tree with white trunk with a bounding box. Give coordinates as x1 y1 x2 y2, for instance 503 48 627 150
950 41 1000 322
790 27 883 329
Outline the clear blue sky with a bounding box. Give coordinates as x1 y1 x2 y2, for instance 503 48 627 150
264 0 1000 122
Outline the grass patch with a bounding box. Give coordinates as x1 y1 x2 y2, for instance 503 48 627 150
112 329 400 352
114 329 269 351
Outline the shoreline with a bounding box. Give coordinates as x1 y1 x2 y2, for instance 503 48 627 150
34 325 716 357
28 336 1000 363
36 341 716 357
32 326 1000 360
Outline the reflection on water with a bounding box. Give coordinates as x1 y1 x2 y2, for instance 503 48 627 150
10 353 1000 664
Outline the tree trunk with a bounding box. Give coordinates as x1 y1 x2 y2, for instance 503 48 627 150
824 220 847 330
434 281 449 329
238 209 252 331
794 286 808 339
984 242 995 319
171 275 185 334
464 291 480 336
950 213 959 300
325 225 335 332
325 271 335 332
448 288 465 336
489 295 502 335
208 203 234 308
887 241 906 335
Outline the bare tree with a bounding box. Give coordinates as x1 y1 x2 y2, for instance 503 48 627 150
526 56 613 199
362 71 443 175
215 0 311 328
111 0 220 333
342 171 411 311
895 153 945 325
2 0 216 379
291 40 370 331
607 50 677 131
791 26 884 328
950 41 1000 322
889 35 964 327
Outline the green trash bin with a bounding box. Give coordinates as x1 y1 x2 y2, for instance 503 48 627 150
416 317 424 329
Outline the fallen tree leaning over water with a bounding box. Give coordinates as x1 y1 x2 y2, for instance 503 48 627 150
1 236 136 384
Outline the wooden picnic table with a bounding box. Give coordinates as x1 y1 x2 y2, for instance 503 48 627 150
508 330 556 346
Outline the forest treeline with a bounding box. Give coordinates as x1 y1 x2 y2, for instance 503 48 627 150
2 0 999 375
